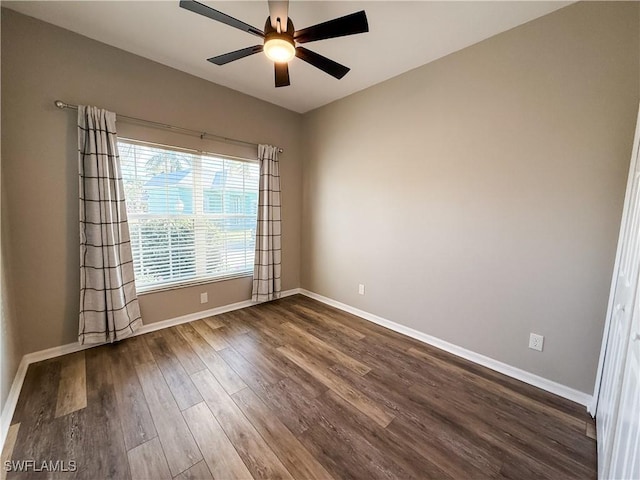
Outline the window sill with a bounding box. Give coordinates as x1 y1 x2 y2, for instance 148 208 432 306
136 272 253 296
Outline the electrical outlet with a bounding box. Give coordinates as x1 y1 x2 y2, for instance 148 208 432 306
358 284 365 295
529 333 544 352
200 292 208 304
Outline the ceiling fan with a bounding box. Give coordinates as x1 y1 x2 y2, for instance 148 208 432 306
179 0 369 87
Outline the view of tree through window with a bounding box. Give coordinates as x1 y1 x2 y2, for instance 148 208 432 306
119 140 260 290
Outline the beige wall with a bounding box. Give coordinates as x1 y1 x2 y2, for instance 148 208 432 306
1 8 303 355
301 1 640 393
1 9 24 410
1 206 22 411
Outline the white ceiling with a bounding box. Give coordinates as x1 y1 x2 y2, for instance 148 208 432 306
4 1 571 113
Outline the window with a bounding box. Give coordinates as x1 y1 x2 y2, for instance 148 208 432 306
119 139 259 291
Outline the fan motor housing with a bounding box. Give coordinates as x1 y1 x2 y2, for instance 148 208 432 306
264 17 295 47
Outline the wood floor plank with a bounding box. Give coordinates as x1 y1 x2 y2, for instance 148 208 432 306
244 304 288 330
145 333 203 411
370 373 506 478
48 409 89 479
11 359 60 425
191 319 231 351
261 377 326 436
191 369 294 480
321 390 453 479
83 346 131 479
218 346 282 389
255 303 315 338
281 321 371 375
126 335 156 365
134 361 202 476
387 409 503 479
328 363 404 416
406 381 590 479
109 342 157 451
338 354 594 473
182 402 253 480
217 310 252 335
298 390 448 480
299 422 386 480
229 331 327 399
177 323 247 394
393 363 580 478
287 302 366 340
127 437 172 480
202 315 225 329
352 333 443 387
173 461 214 480
400 353 596 470
55 351 87 418
160 327 207 375
406 346 585 431
11 415 79 480
277 345 395 427
293 297 415 343
232 387 334 480
283 312 415 389
8 360 62 473
239 313 290 348
215 348 314 436
498 449 589 480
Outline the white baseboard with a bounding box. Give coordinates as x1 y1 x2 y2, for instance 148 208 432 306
0 288 300 452
0 356 28 456
298 289 593 408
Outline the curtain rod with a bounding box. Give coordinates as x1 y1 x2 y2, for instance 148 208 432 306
54 100 283 153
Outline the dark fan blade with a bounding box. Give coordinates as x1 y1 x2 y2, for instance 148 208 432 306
179 0 264 38
294 10 368 44
207 45 263 65
295 46 350 79
274 62 290 87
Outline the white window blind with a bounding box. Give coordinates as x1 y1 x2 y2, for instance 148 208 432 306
118 139 259 291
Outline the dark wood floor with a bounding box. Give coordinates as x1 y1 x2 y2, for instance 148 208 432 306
3 295 596 479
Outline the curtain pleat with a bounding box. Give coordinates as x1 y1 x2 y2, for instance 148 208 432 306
78 105 142 344
252 144 282 302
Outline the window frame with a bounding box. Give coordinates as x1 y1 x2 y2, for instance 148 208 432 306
118 138 260 294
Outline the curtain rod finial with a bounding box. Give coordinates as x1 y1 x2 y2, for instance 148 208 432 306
54 100 66 109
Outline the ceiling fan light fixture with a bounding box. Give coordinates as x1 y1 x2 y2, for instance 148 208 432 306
263 37 295 63
179 1 369 87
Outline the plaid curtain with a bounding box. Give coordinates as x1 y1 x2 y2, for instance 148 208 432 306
78 105 142 344
252 144 282 302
